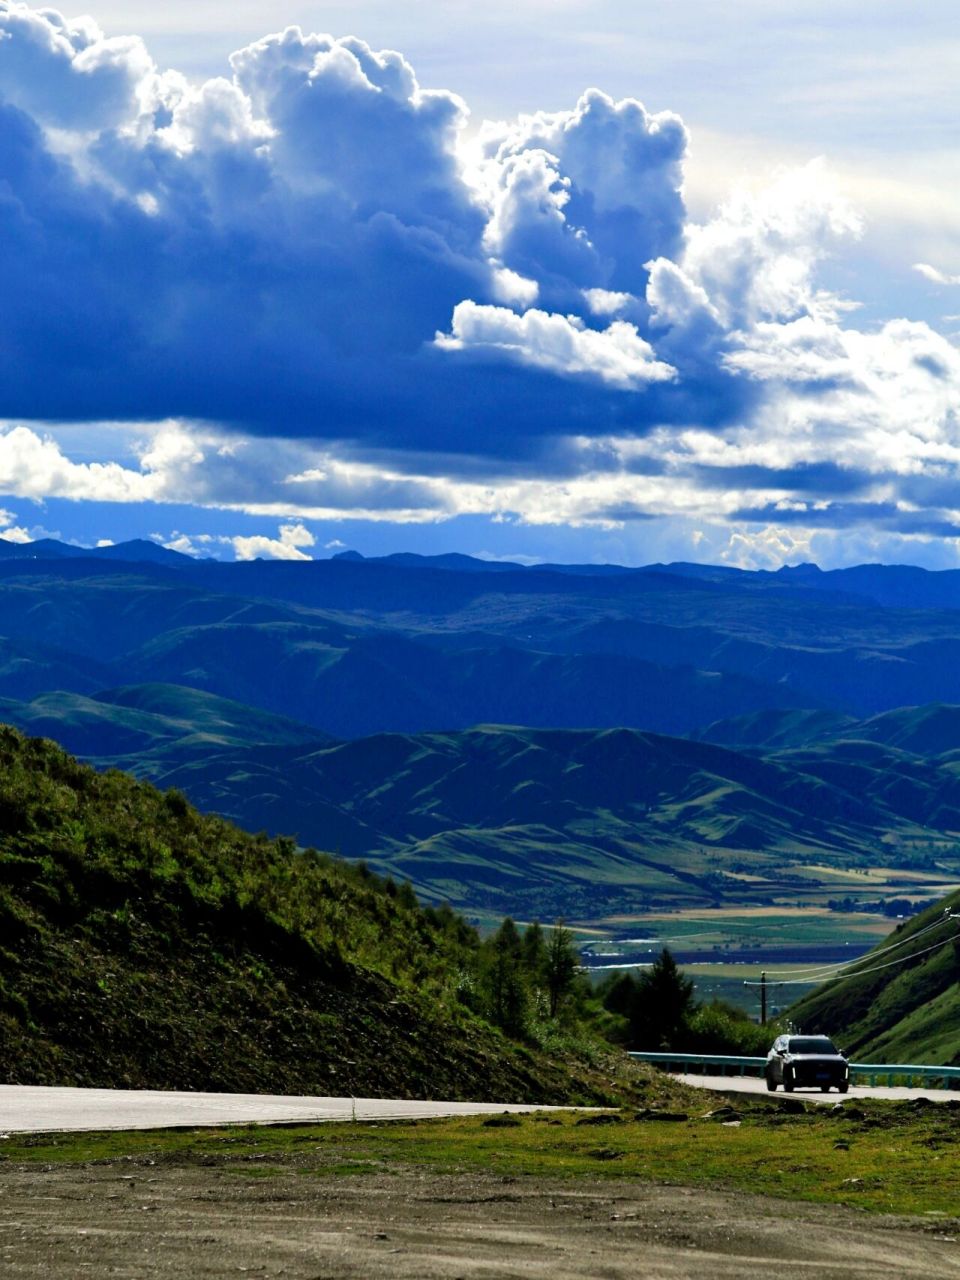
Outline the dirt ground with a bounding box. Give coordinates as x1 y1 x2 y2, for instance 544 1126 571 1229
1 1159 959 1279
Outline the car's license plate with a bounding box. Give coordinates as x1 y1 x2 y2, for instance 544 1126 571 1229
816 1072 829 1079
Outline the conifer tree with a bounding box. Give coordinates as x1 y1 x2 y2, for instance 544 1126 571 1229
486 917 527 1036
632 948 696 1049
544 921 579 1018
521 920 548 981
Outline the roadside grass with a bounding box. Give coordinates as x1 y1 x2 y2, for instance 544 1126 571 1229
2 1094 959 1217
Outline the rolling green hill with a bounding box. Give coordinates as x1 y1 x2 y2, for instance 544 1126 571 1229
0 684 325 761
0 728 621 1102
703 703 960 756
115 724 960 919
787 890 960 1062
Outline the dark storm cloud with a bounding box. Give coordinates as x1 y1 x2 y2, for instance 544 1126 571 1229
0 5 694 457
731 500 960 538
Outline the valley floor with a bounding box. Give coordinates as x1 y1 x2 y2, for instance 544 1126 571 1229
1 1160 957 1279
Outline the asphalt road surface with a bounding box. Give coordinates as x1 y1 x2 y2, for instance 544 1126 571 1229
0 1085 584 1134
677 1072 960 1102
1 1075 955 1135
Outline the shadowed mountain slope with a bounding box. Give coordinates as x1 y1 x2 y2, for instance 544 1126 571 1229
124 625 809 739
9 555 960 737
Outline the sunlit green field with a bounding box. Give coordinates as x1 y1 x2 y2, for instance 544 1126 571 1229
583 960 820 1014
591 907 901 947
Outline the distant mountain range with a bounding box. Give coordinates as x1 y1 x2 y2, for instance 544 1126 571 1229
4 544 960 916
11 541 960 732
0 536 190 566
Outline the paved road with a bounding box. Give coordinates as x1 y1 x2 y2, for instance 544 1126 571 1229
1 1074 952 1135
0 1085 585 1134
677 1072 959 1103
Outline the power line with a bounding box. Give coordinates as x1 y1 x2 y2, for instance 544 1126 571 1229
758 911 959 980
744 926 960 987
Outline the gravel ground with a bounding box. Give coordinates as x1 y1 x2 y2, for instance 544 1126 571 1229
1 1159 959 1279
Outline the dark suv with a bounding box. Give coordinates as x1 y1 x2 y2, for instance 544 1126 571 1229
765 1035 849 1093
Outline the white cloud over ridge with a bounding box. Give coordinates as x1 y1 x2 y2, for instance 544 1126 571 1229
231 521 315 560
1 2 960 564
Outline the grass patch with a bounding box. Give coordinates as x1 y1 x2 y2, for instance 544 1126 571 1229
3 1095 960 1217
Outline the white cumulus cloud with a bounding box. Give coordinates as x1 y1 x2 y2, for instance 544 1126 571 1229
914 262 960 286
231 522 316 560
436 301 675 388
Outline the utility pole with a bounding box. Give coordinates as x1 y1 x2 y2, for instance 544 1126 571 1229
760 970 767 1026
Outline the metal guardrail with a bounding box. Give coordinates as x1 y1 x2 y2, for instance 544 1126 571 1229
629 1052 766 1077
628 1051 960 1089
847 1062 960 1088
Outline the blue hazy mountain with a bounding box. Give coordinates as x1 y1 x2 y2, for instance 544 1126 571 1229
3 548 960 914
6 547 960 732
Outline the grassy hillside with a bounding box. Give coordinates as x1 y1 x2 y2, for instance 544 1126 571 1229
787 891 960 1062
0 727 625 1102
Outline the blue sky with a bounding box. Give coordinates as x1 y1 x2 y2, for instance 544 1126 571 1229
1 0 959 567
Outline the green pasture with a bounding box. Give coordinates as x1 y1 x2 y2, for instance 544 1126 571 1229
583 908 893 953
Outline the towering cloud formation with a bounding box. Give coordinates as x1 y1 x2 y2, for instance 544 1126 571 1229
0 3 677 443
0 1 959 563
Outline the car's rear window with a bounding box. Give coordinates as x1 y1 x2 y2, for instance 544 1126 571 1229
788 1036 837 1054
